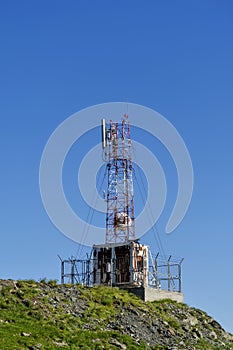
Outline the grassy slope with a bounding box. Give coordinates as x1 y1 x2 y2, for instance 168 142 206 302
0 280 232 350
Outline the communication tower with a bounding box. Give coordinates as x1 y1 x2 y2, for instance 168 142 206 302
102 115 135 243
60 114 184 302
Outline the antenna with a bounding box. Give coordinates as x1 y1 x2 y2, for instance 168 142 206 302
102 117 136 243
101 118 106 149
60 114 184 302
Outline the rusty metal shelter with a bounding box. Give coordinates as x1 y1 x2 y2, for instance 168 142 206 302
59 248 183 294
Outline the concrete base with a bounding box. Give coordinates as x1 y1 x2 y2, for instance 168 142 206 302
120 286 184 303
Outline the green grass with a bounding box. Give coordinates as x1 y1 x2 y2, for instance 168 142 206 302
0 281 145 349
0 281 232 350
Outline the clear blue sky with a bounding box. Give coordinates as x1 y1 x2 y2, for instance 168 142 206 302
1 0 233 333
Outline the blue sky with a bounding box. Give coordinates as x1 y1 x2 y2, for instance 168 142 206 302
1 0 233 333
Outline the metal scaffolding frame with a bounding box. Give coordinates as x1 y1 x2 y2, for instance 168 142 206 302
148 253 184 293
102 116 136 244
58 255 93 286
59 253 184 293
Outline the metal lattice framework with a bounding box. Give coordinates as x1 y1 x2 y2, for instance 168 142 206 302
103 115 136 243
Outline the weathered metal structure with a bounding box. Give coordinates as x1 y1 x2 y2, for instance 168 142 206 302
60 115 184 302
92 241 148 287
59 253 184 300
102 116 135 243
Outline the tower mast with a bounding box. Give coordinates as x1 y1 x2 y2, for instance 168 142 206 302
102 115 136 243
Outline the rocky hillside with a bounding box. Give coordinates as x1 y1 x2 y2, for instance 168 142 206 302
0 280 232 350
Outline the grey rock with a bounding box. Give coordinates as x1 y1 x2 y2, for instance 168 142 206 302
192 327 203 339
110 338 127 349
183 315 198 327
21 331 31 337
1 280 233 350
53 341 68 347
28 344 42 350
209 330 218 340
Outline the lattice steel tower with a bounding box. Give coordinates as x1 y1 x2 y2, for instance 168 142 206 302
102 115 136 244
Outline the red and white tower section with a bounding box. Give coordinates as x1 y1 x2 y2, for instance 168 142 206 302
60 115 184 300
102 116 136 244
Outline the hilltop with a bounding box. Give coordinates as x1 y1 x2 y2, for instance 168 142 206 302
0 280 232 349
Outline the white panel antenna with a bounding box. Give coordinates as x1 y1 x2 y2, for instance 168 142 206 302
101 118 106 149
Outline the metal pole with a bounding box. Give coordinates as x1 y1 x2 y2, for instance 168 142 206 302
71 259 75 284
178 258 184 293
168 256 172 291
87 260 90 286
178 263 181 292
58 255 64 284
155 253 159 288
61 261 64 284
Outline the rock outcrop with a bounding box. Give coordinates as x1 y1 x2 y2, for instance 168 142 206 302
0 280 232 349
